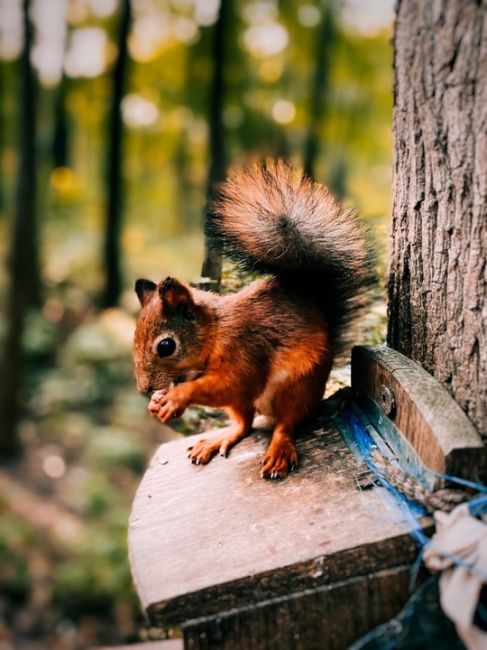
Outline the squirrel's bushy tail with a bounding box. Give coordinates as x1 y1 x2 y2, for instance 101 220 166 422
207 160 376 354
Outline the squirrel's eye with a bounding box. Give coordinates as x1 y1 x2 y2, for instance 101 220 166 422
157 337 176 358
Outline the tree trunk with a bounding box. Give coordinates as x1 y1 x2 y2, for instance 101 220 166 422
102 0 131 307
388 0 486 437
14 0 40 307
0 63 4 214
174 40 202 233
53 71 69 169
303 1 334 181
0 0 39 457
200 0 230 292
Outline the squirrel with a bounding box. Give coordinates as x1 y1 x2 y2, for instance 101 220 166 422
133 160 375 479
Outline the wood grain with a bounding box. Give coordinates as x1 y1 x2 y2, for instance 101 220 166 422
182 566 412 650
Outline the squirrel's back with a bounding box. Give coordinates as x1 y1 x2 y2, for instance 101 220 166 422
206 159 375 354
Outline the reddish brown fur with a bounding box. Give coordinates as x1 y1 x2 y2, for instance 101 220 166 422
133 161 373 478
134 277 332 478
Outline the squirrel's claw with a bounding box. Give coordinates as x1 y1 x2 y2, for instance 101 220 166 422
219 442 230 457
261 438 298 479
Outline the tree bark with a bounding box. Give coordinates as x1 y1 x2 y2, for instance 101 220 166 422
102 0 131 307
388 0 486 437
200 0 230 292
0 0 39 456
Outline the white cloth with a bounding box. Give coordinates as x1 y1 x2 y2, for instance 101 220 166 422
423 503 487 650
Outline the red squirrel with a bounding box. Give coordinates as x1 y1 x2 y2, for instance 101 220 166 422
133 160 374 478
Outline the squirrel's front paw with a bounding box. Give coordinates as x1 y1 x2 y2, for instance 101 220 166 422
148 388 188 423
148 389 166 416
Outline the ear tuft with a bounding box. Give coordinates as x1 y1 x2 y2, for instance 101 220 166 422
159 277 193 313
135 279 156 307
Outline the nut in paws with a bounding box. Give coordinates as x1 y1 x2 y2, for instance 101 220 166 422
149 388 188 423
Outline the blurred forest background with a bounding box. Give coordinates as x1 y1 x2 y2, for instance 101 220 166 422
0 0 393 647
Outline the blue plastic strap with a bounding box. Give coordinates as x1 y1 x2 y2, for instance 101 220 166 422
347 411 487 582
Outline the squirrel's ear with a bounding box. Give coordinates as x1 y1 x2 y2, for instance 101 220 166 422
159 277 193 314
135 279 156 306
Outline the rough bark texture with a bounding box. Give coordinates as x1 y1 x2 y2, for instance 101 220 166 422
388 0 487 438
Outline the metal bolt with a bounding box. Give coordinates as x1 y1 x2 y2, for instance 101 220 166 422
378 383 396 417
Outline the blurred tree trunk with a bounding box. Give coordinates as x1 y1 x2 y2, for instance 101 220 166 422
328 151 347 200
200 0 231 292
52 67 69 169
388 0 486 437
102 0 131 307
174 41 201 233
52 19 70 169
0 63 4 214
0 0 39 457
303 1 334 181
175 131 194 231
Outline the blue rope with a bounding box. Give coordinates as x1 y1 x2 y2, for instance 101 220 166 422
348 412 429 545
429 471 487 494
347 411 487 582
469 493 487 518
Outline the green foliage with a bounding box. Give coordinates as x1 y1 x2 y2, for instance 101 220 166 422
0 296 154 641
52 521 137 610
85 427 147 473
0 516 34 601
23 310 62 359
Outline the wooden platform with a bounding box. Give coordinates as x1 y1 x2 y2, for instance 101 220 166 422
128 407 423 649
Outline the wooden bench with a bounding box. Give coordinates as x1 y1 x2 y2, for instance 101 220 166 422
128 346 486 650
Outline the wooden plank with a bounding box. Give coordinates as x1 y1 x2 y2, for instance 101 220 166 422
128 418 421 628
182 566 412 650
351 345 486 483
